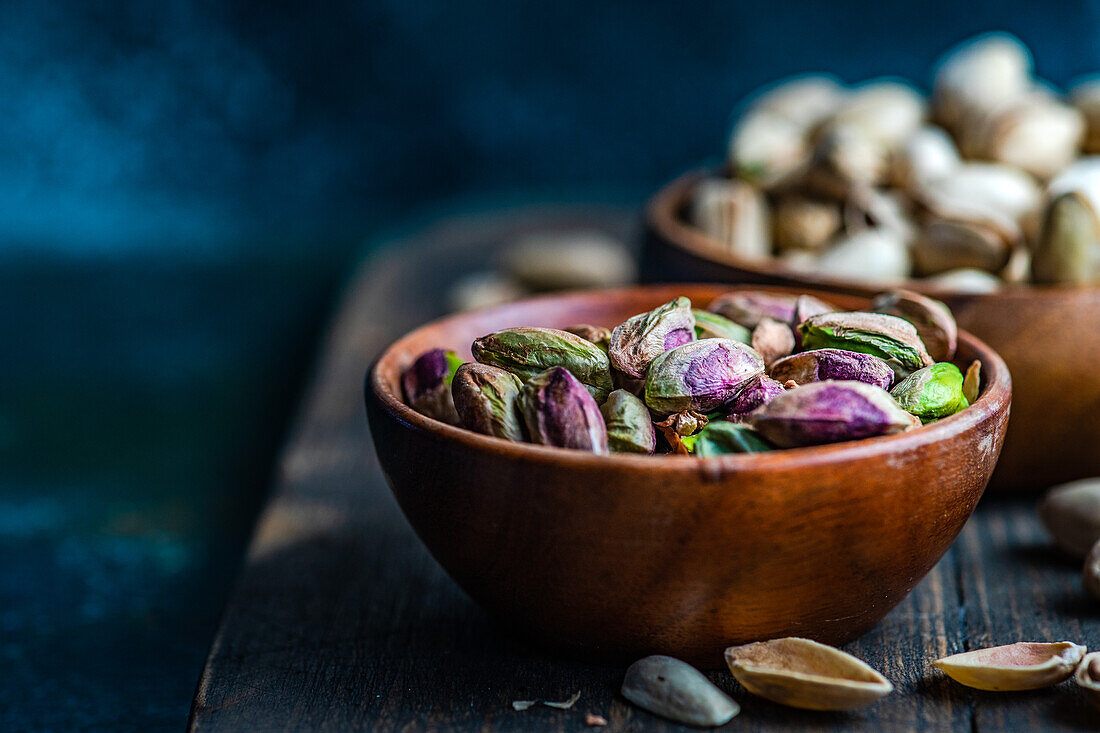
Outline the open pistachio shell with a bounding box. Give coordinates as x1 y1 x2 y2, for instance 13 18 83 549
872 289 958 363
692 309 751 343
799 312 933 375
725 637 893 711
890 362 968 422
687 421 772 456
1074 652 1100 706
963 360 982 404
472 326 613 403
609 297 696 379
518 367 608 454
932 642 1086 691
644 339 764 415
622 655 740 727
451 363 525 441
600 389 656 454
1038 479 1100 557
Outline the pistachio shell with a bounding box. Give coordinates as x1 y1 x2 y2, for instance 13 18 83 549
472 327 613 403
609 297 696 379
644 339 764 415
772 197 842 253
872 289 958 363
1032 191 1100 285
751 317 795 369
806 124 891 198
917 162 1040 225
727 110 809 187
622 655 740 727
913 218 1014 276
1074 652 1100 704
751 74 845 129
518 367 608 454
932 642 1086 691
892 125 960 191
963 360 982 404
798 312 933 374
1038 479 1100 557
979 99 1084 180
691 178 771 258
654 410 709 454
725 374 787 421
708 291 800 330
688 421 772 456
563 324 611 350
831 80 925 150
501 230 635 291
1085 540 1100 600
692 309 751 343
451 363 525 441
924 267 1004 293
725 637 893 711
890 363 968 421
402 348 463 425
933 33 1032 133
1071 78 1100 153
769 349 894 390
600 389 657 454
816 229 912 282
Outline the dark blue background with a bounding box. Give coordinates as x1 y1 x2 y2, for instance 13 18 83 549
4 2 1096 729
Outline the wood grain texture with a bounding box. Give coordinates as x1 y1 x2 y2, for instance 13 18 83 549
190 207 1098 731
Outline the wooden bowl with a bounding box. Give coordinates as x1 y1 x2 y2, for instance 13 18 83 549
365 285 1010 667
644 169 1099 492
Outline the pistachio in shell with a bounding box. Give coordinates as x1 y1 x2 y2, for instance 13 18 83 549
724 637 893 711
815 228 912 282
1032 191 1100 285
608 297 696 379
798 312 933 375
451 363 525 441
518 367 608 454
769 348 894 390
751 317 796 369
600 389 656 454
772 196 842 253
563 324 611 350
1085 540 1100 601
692 309 751 343
872 289 958 363
727 110 809 188
725 374 787 421
690 178 771 258
890 362 968 422
686 421 772 456
751 380 918 448
1074 652 1100 704
932 642 1086 691
708 291 800 330
472 326 613 402
401 348 464 425
912 217 1015 277
644 339 764 415
621 655 740 727
1038 479 1100 557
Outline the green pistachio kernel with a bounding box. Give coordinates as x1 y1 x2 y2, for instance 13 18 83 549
890 362 968 422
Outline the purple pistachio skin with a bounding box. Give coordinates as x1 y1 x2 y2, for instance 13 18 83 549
751 380 917 448
519 367 609 454
402 348 460 424
644 338 765 415
769 348 895 390
725 374 787 421
708 291 801 329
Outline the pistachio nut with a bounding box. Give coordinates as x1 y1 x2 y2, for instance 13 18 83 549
472 326 613 402
772 196 842 253
563 324 611 350
724 374 787 421
750 74 845 129
654 409 709 454
890 362 968 421
1032 190 1100 285
402 348 464 425
1085 540 1100 601
644 339 764 415
892 125 960 192
751 317 796 369
798 312 934 374
832 79 926 150
924 267 1004 293
621 655 740 727
816 228 912 282
501 230 636 291
725 637 893 711
451 363 525 441
600 389 656 454
1001 244 1032 284
690 178 771 258
727 109 809 187
790 294 836 328
692 309 751 343
686 421 772 456
518 367 608 454
916 163 1041 239
871 289 958 363
805 123 891 199
751 380 918 447
913 218 1015 276
933 33 1032 133
1075 652 1100 703
963 360 982 404
1038 479 1100 557
769 348 895 390
976 99 1084 181
708 291 800 329
932 642 1086 691
1071 77 1100 154
609 297 696 379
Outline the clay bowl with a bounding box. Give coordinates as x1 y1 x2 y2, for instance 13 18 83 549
644 169 1100 492
365 284 1010 667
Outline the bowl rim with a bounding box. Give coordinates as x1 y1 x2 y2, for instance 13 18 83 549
647 168 1095 300
368 284 1012 472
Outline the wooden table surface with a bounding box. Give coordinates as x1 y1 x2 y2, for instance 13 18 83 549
188 206 1099 731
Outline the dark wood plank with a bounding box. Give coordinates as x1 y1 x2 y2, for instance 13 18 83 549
189 205 1097 732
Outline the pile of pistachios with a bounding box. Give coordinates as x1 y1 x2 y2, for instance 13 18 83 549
690 32 1100 288
401 288 981 455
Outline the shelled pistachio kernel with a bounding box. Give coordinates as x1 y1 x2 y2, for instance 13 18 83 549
608 297 695 379
402 348 464 424
451 362 525 441
798 312 933 375
644 339 764 415
472 326 613 402
518 367 608 453
890 362 968 421
600 389 656 454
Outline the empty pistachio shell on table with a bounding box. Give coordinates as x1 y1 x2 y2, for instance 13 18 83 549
446 271 528 312
563 324 611 350
772 197 842 253
609 297 696 379
751 317 795 369
933 33 1032 133
708 291 800 329
725 637 893 711
725 374 787 421
1071 78 1100 153
1075 652 1100 703
1085 540 1100 600
872 289 958 363
402 348 463 424
831 80 925 150
500 230 636 291
686 421 772 456
518 367 608 454
815 228 912 282
751 381 918 448
799 312 933 374
472 327 613 403
932 642 1086 691
924 267 1004 293
451 363 525 441
692 309 751 343
892 125 960 191
727 110 809 187
644 339 764 415
769 348 895 390
621 655 740 727
962 360 982 404
912 218 1015 276
1038 479 1100 557
890 362 968 421
690 178 771 258
600 389 656 454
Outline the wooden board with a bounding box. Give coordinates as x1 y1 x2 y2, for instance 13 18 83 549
189 206 1099 731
